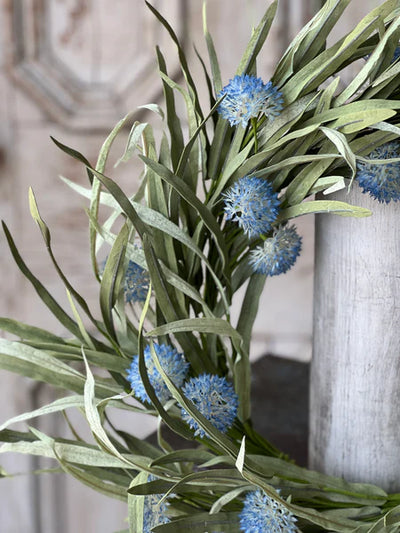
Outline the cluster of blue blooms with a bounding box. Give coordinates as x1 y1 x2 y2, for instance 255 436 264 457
356 141 400 203
239 489 298 533
223 174 302 277
223 176 280 238
126 343 190 404
217 74 283 128
127 344 239 437
180 374 239 438
124 260 150 303
250 225 302 277
218 74 302 278
142 475 171 532
101 258 150 303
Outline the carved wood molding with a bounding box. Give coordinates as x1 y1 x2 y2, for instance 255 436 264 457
6 0 186 130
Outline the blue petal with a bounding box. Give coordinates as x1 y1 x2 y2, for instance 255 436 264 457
250 225 302 277
181 374 238 438
239 490 297 533
127 343 190 404
223 176 280 238
356 141 400 203
217 75 283 128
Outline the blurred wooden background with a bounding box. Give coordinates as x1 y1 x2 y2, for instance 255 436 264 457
0 1 379 531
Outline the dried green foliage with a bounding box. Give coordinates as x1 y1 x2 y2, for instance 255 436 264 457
2 1 400 531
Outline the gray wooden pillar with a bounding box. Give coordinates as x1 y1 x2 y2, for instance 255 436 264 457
309 186 400 492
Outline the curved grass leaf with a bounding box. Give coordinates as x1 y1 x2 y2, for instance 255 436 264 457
28 188 112 345
88 215 215 319
0 395 85 432
210 485 250 515
279 199 371 221
99 223 129 341
142 236 213 375
234 274 266 421
202 2 222 94
68 176 227 317
156 47 184 172
274 0 351 84
145 2 201 111
151 449 216 467
0 339 119 398
91 113 136 279
282 0 399 102
0 318 67 344
236 0 278 76
337 16 400 104
140 156 229 274
2 222 87 343
146 318 242 340
153 511 241 533
82 349 135 467
115 121 149 167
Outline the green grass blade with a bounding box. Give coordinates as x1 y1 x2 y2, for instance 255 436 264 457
279 200 371 221
99 223 129 341
146 318 242 340
156 47 184 171
2 221 84 342
0 318 68 344
28 188 110 343
236 0 278 76
139 156 229 274
202 2 222 93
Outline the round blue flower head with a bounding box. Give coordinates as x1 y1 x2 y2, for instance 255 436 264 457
223 176 280 238
239 489 297 533
181 374 238 438
250 225 302 277
392 45 400 63
127 343 190 404
143 475 170 533
356 141 400 203
124 260 150 303
217 74 284 128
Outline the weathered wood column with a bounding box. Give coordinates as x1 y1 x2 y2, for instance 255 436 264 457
309 186 400 491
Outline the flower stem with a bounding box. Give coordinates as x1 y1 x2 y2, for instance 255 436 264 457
251 118 258 154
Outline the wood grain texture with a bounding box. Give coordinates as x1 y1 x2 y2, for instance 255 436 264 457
310 185 400 491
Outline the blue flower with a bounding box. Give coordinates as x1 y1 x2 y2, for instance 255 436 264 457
356 141 400 203
392 45 400 63
239 490 297 533
250 225 302 277
223 176 280 238
124 260 150 303
180 374 238 438
143 475 171 533
127 343 190 404
217 75 283 128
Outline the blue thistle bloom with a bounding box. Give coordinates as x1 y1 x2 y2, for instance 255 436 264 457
143 475 171 533
127 343 190 404
217 75 283 128
356 141 400 203
223 176 280 238
239 490 297 533
124 260 150 303
180 374 238 438
250 225 302 277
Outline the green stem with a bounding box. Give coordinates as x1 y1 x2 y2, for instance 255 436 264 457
251 118 258 153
